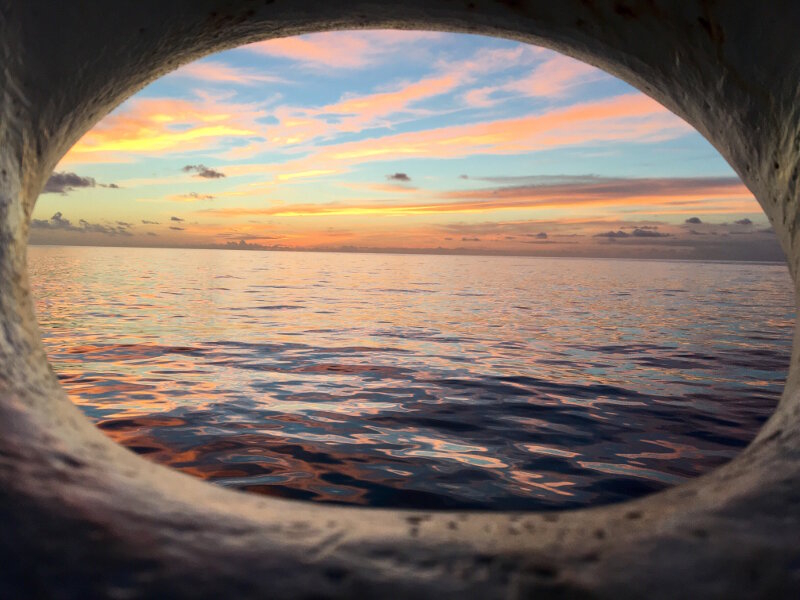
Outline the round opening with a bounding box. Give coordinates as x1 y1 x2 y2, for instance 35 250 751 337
29 31 794 511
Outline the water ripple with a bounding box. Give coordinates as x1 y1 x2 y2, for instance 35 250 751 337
29 247 794 510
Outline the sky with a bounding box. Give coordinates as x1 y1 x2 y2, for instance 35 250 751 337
31 31 783 261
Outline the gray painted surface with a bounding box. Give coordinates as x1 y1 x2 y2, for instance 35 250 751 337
0 1 799 597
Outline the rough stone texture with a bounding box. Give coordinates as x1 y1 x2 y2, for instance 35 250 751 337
1 1 799 598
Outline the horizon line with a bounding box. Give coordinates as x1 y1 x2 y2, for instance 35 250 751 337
27 241 787 265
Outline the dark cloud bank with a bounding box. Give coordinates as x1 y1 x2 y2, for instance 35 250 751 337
43 171 119 194
31 212 132 236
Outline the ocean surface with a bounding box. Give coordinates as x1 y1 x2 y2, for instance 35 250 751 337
29 245 794 510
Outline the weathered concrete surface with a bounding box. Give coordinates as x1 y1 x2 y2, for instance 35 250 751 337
1 1 799 598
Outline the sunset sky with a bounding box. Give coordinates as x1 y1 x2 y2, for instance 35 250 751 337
31 31 782 261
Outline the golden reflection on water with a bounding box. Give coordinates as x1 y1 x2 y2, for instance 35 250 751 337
29 245 794 509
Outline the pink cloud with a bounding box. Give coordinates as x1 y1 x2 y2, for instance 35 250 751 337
321 74 461 132
170 61 286 85
462 53 606 107
246 31 442 69
508 54 604 98
219 93 693 191
310 93 690 164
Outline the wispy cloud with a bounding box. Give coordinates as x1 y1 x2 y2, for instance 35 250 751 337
170 60 285 85
439 175 748 203
216 92 692 184
246 31 442 70
198 175 752 219
60 94 265 164
506 54 604 99
460 53 605 108
166 192 215 202
308 94 690 165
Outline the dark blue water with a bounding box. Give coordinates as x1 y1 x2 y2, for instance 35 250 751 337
29 246 794 510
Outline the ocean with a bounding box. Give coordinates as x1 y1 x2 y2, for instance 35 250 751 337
28 245 795 510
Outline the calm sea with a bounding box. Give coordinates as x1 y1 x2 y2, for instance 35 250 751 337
28 245 794 510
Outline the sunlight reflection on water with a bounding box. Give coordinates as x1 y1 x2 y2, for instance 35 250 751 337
29 246 794 510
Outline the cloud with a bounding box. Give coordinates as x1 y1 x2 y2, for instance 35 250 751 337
170 61 285 86
685 217 703 224
78 219 132 236
317 73 462 133
460 53 606 109
246 31 442 70
507 54 605 98
227 44 582 158
631 228 670 238
218 92 693 180
276 169 338 182
735 218 753 225
43 172 96 194
432 175 750 214
31 212 132 235
141 219 160 224
241 72 468 153
387 173 411 182
60 95 265 164
169 226 185 231
170 216 185 222
290 94 692 168
168 192 215 202
594 228 671 241
594 230 630 239
31 212 77 230
205 174 752 220
527 232 548 239
461 237 481 242
182 164 226 179
350 183 418 194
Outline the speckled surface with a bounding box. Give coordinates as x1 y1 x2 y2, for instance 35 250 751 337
1 1 799 598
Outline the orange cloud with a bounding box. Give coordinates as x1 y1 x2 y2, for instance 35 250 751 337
275 169 340 182
60 95 265 164
343 183 419 194
197 176 753 219
164 192 216 203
